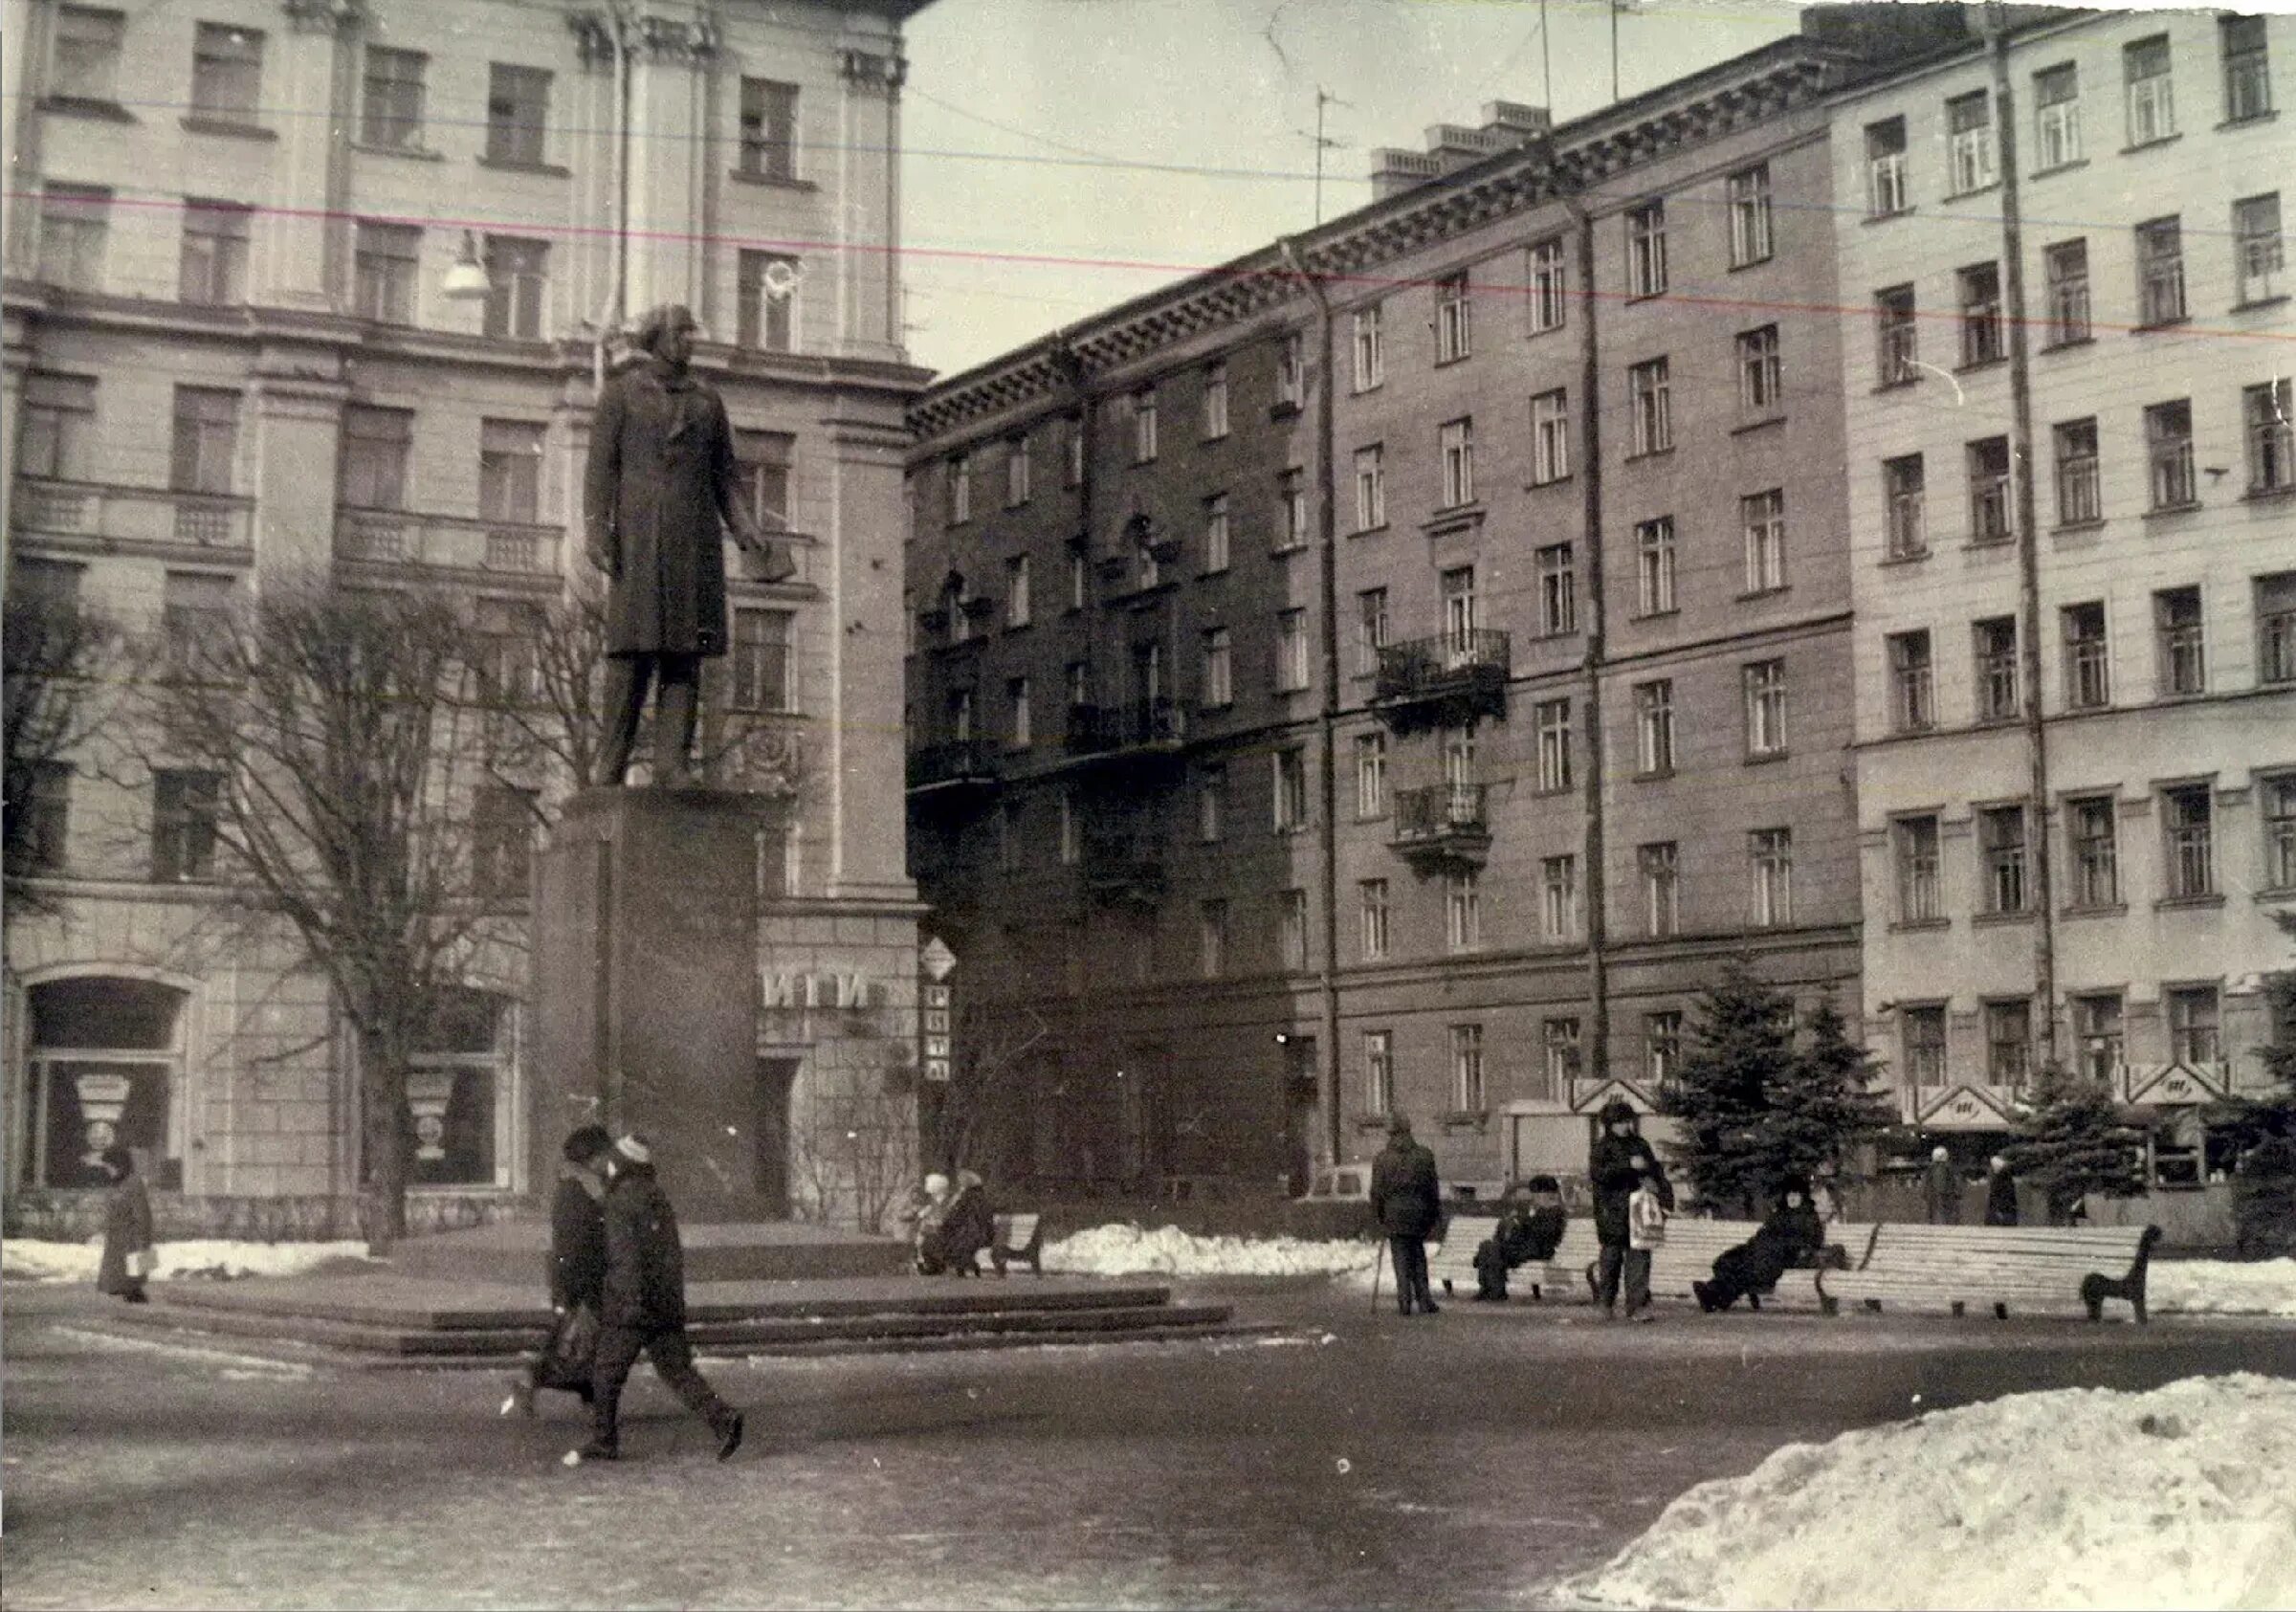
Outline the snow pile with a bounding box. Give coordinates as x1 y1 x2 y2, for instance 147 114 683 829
1564 1373 2296 1611
1 1238 379 1284
1041 1223 1375 1279
2150 1257 2296 1320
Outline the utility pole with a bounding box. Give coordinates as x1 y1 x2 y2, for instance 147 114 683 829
1541 0 1553 113
1300 88 1348 228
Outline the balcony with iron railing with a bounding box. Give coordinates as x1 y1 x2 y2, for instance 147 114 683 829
13 478 254 553
1388 783 1490 869
906 738 1001 797
336 508 560 577
1078 832 1165 910
1371 629 1509 728
1063 697 1189 765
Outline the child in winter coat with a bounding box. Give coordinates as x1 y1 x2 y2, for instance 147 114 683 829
1623 1156 1668 1322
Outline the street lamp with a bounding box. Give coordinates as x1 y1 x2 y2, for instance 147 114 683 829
441 231 491 301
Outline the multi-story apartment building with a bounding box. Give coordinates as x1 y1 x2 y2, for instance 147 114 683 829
3 0 930 1226
1836 11 2295 1186
907 11 1963 1201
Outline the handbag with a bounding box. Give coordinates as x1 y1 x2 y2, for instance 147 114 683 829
125 1247 157 1280
535 1302 600 1394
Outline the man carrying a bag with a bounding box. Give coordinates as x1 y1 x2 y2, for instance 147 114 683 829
504 1124 613 1418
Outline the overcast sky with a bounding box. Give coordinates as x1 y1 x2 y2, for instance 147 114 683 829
896 0 1808 377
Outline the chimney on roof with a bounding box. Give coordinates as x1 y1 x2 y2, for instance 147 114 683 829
1369 99 1551 200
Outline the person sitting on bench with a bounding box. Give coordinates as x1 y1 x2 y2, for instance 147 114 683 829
916 1168 996 1275
1694 1178 1826 1314
1471 1176 1568 1302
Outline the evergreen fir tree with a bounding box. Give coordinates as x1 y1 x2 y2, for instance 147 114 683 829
1769 998 1897 1189
2006 1065 2146 1225
1659 965 1797 1216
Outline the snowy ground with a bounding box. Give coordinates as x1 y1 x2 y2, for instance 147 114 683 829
2147 1257 2296 1319
1559 1373 2296 1611
0 1238 378 1284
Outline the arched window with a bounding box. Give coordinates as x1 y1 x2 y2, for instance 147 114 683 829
405 988 517 1189
24 978 187 1189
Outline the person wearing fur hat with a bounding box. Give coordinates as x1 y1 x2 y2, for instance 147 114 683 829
1369 1115 1444 1316
504 1124 613 1418
1588 1099 1670 1318
575 1133 744 1465
95 1144 155 1305
1693 1178 1826 1314
916 1168 995 1276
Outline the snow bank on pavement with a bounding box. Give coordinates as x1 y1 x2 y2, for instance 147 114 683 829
1563 1373 2296 1611
1 1238 379 1284
2149 1257 2296 1319
1041 1223 1375 1279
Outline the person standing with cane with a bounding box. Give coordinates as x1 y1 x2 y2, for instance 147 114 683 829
1369 1116 1443 1317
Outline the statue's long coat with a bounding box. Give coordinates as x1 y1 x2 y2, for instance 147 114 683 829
584 359 738 658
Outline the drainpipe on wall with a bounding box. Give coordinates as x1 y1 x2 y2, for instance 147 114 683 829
1989 5 2059 1072
1561 162 1611 1088
1281 237 1344 1171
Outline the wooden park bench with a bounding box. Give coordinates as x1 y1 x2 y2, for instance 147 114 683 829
1428 1218 1604 1302
983 1211 1046 1277
1818 1223 2161 1322
1644 1219 1875 1312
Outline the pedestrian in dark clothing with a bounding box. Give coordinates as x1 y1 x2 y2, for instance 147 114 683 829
918 1169 995 1275
575 1135 744 1465
1984 1155 2020 1227
1369 1116 1443 1315
1924 1146 1962 1225
505 1124 613 1418
1588 1100 1670 1317
95 1146 155 1304
1694 1180 1826 1313
1472 1176 1568 1301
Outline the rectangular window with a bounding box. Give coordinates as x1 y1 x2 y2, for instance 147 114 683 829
1445 873 1482 953
1974 616 2020 722
1363 1029 1394 1115
738 77 799 180
472 785 538 899
1626 202 1667 297
1534 698 1573 793
37 184 109 290
477 419 544 523
1744 660 1788 756
1530 236 1568 332
486 63 550 166
354 221 420 323
731 607 794 713
1884 453 1928 559
2243 380 2294 496
1199 628 1231 708
734 431 793 534
482 236 548 340
51 6 125 102
1005 438 1030 509
2053 418 2101 524
1958 263 2004 366
150 769 223 882
1979 803 2029 915
1441 725 1476 790
2063 602 2111 709
2136 217 2186 326
1741 489 1786 592
2261 774 2296 891
2237 195 2287 307
1543 1019 1583 1089
1200 362 1229 440
1352 304 1384 390
2223 15 2273 123
1968 436 2013 542
1535 543 1576 636
1199 764 1226 844
947 453 971 526
2067 795 2120 907
363 46 427 148
191 22 263 121
1132 388 1159 463
1947 89 1995 194
162 571 234 671
1727 164 1773 266
2154 585 2205 696
2259 572 2296 686
1442 563 1477 649
1628 359 1671 455
1735 325 1782 414
340 406 412 510
1634 681 1675 774
1356 587 1389 676
1064 418 1084 487
1273 748 1309 832
2072 995 2124 1081
1275 608 1310 693
16 374 97 480
1359 879 1391 961
1751 828 1794 927
1199 900 1227 978
1645 1011 1684 1084
1451 1024 1487 1110
1275 331 1304 409
1903 1005 1948 1085
169 388 239 494
1540 855 1578 941
2126 34 2175 146
1635 518 1677 615
1439 418 1474 507
1875 285 1918 385
2163 784 2216 897
1352 446 1385 532
1059 789 1080 865
736 252 800 352
1640 843 1679 938
1898 815 1942 922
1435 272 1471 363
1275 468 1307 551
1530 389 1570 485
1280 890 1310 972
2168 986 2221 1065
179 201 250 305
1006 677 1030 748
1354 732 1388 819
1203 493 1231 573
1888 630 1934 733
1866 117 1910 218
2034 63 2082 169
2043 239 2091 344
1986 1000 2032 1085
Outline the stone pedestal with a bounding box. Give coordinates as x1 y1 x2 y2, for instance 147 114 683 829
532 788 783 1218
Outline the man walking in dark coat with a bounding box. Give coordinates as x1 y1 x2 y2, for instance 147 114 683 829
1924 1145 1962 1225
505 1125 612 1417
1589 1099 1670 1317
1984 1154 2020 1227
575 1135 744 1464
584 303 788 788
1369 1116 1443 1316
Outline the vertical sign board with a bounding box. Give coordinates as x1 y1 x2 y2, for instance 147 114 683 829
919 936 956 1084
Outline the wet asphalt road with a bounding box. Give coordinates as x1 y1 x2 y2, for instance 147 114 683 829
7 1277 2296 1610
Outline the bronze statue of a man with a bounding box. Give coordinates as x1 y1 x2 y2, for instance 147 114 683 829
583 303 790 787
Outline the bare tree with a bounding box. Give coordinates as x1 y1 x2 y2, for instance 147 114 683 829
929 1000 1050 1178
4 587 129 912
128 581 511 1250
